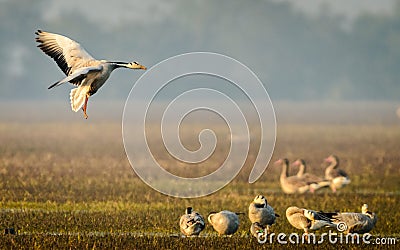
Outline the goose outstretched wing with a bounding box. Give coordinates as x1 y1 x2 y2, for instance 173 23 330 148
35 30 95 76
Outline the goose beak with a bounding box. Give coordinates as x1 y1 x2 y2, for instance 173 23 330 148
129 62 147 70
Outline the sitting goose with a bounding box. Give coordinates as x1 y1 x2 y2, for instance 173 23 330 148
35 30 146 119
248 195 279 235
276 158 321 194
328 204 377 234
179 207 205 236
324 155 351 192
250 222 266 238
293 159 330 188
208 210 240 236
286 206 336 235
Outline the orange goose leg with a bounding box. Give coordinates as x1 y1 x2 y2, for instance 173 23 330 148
82 95 89 119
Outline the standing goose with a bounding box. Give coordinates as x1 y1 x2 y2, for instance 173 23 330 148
248 195 279 235
208 210 240 236
286 206 336 235
276 158 320 194
293 159 330 189
35 30 146 119
328 204 377 234
179 207 205 236
324 155 351 192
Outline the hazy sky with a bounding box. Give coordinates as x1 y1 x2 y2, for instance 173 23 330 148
273 0 396 30
42 0 175 31
41 0 396 30
1 0 399 101
273 0 395 17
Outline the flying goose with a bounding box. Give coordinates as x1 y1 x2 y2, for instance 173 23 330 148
324 155 351 192
327 204 377 234
179 207 205 236
248 195 279 235
35 30 146 119
293 159 330 189
276 158 321 194
286 206 336 235
208 210 240 236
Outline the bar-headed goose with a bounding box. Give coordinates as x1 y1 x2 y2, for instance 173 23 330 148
35 30 146 119
179 207 205 236
328 204 377 234
208 210 240 236
250 222 266 238
248 195 279 235
286 206 336 235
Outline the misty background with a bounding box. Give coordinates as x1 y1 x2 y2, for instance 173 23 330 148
0 0 400 124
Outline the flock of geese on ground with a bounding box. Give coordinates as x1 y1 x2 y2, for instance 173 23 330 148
278 155 351 194
180 197 377 238
180 155 376 238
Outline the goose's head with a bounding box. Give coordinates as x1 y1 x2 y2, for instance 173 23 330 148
361 204 369 214
303 209 317 221
286 206 301 217
253 195 267 206
127 61 147 70
207 212 217 224
186 207 193 215
292 159 305 167
275 158 289 166
325 155 339 165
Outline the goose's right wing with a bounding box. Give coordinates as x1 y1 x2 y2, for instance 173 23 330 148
36 30 95 76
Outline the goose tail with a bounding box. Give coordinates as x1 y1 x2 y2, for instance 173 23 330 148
70 87 87 112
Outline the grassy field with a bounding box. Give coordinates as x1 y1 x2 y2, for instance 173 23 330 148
0 118 399 249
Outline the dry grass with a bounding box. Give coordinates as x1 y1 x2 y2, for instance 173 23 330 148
0 120 399 249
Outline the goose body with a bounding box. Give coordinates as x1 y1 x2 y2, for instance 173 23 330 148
208 210 239 236
286 206 336 234
328 204 377 234
324 155 351 192
277 158 318 194
179 207 205 236
293 159 330 189
248 195 278 235
35 30 146 119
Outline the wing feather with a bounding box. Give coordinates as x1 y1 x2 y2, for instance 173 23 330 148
35 30 95 76
48 65 103 89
